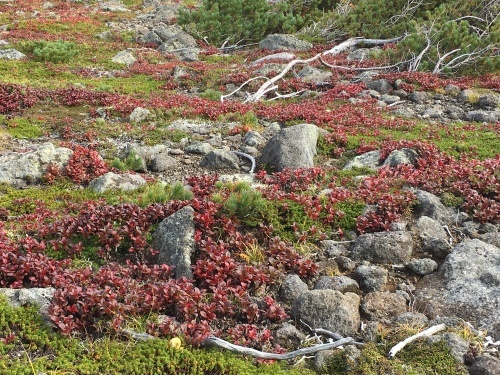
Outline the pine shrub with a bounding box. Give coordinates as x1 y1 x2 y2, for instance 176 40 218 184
20 40 78 63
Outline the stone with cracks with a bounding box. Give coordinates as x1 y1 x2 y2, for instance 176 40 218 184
151 206 195 279
349 231 414 264
259 123 318 171
291 290 361 337
415 239 500 340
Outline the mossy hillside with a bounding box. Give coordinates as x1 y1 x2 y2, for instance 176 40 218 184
0 295 314 375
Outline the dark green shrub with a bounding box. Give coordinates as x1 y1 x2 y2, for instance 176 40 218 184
111 150 143 172
20 40 78 63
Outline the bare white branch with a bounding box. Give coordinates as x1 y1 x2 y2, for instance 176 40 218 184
388 324 447 358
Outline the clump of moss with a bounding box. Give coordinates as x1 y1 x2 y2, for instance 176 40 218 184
127 181 194 208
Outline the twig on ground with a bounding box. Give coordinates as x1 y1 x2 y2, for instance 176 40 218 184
202 336 354 360
388 323 447 358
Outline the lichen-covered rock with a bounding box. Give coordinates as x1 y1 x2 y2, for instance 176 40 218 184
405 258 438 275
151 206 195 279
0 48 26 60
279 274 308 304
416 216 452 258
355 264 388 293
290 290 360 336
314 276 359 294
382 148 418 168
200 149 240 170
343 150 380 170
88 172 146 193
0 143 72 187
260 123 318 171
129 107 151 123
111 50 136 66
413 189 452 225
350 231 414 264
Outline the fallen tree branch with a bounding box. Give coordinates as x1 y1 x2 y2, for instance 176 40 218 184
239 36 404 102
202 336 354 360
388 323 447 358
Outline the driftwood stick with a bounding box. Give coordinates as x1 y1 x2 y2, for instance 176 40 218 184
202 336 354 360
388 323 447 358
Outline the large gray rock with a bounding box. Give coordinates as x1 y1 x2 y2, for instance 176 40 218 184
477 94 499 110
466 110 499 123
149 153 177 172
366 79 392 94
259 123 318 171
361 291 407 322
111 50 136 66
297 66 332 84
415 239 500 340
129 107 151 123
0 143 73 187
88 172 146 193
200 149 240 170
468 354 500 375
151 206 195 279
259 34 313 51
0 48 26 60
382 148 418 168
416 216 452 258
413 189 452 225
156 25 200 61
291 290 360 336
349 231 414 264
279 274 308 304
343 150 380 170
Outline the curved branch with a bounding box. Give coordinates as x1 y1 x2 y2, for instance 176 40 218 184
202 336 354 360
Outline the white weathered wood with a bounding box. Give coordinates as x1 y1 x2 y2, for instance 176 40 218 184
202 336 354 360
388 323 447 358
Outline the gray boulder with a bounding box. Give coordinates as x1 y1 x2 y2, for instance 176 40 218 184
156 25 200 61
466 110 499 123
243 131 265 147
0 48 26 60
185 142 213 155
416 216 452 258
343 150 380 170
320 240 348 258
291 290 360 336
88 172 146 193
275 323 306 348
112 50 136 66
355 264 388 293
413 189 452 225
350 231 414 264
200 149 240 170
477 94 499 110
415 239 500 340
279 274 308 304
395 312 428 326
259 123 318 171
297 66 332 84
408 91 431 104
129 107 151 123
468 354 500 375
0 143 73 187
149 153 177 172
366 79 392 94
382 148 418 168
259 34 313 51
361 291 407 322
151 206 195 279
0 287 55 323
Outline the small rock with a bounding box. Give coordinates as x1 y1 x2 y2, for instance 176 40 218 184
320 240 348 258
185 142 213 155
394 312 428 326
275 323 306 348
413 189 452 225
382 148 418 168
380 94 401 105
243 131 265 147
250 52 296 66
405 258 438 275
355 265 388 293
408 91 430 104
444 84 461 95
477 95 499 110
466 110 499 123
416 216 452 258
336 256 356 272
149 153 177 172
297 66 332 84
